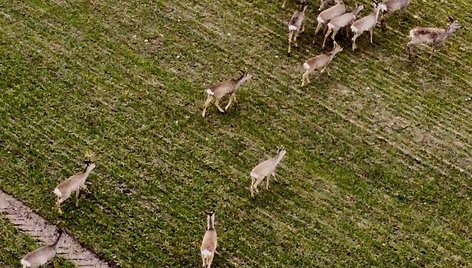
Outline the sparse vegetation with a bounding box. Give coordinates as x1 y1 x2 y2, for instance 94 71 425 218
1 0 471 267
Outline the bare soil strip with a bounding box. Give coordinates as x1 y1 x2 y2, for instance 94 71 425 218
0 189 111 268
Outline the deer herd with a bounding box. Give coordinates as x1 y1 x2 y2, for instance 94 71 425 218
18 1 462 267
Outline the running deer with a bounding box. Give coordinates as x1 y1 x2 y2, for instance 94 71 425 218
323 4 364 48
350 2 387 51
407 17 461 59
287 3 309 53
21 230 63 268
301 42 343 86
250 147 287 197
53 158 96 214
380 0 412 30
314 0 346 39
201 211 217 268
202 72 252 117
319 0 336 11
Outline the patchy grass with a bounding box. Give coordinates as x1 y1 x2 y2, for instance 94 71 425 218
0 0 471 267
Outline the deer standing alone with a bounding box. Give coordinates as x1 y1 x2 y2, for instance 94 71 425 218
287 3 308 53
301 42 343 86
53 158 96 214
380 0 412 30
314 0 346 40
201 211 217 268
322 4 364 48
20 230 63 268
350 2 387 51
407 17 461 59
250 147 286 197
202 72 252 117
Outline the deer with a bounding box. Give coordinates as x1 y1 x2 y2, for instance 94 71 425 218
287 3 309 53
53 157 96 214
322 4 364 48
350 2 387 51
201 211 217 268
301 42 343 86
407 17 461 59
250 147 287 197
283 0 308 8
20 230 63 268
314 0 346 40
319 0 336 11
379 0 412 31
202 72 252 117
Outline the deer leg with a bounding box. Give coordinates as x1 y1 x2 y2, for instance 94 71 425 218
293 31 300 47
331 28 339 42
271 172 278 181
369 29 374 44
351 32 361 51
429 44 437 58
282 0 286 8
314 21 323 36
75 189 80 206
250 176 256 197
301 72 309 86
288 31 294 53
253 177 264 194
406 41 418 59
322 28 332 49
202 95 214 117
225 94 235 111
207 255 214 268
214 98 225 113
266 176 270 190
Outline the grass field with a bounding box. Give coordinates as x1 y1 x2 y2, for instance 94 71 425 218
1 0 471 267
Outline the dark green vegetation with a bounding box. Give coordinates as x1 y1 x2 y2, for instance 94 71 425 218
0 217 74 268
1 0 471 267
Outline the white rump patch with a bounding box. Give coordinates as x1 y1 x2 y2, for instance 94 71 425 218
288 25 297 31
206 89 214 96
303 63 310 70
53 188 62 197
21 259 31 267
350 25 358 32
201 249 213 257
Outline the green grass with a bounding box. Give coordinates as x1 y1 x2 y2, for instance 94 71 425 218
0 217 75 268
0 0 471 267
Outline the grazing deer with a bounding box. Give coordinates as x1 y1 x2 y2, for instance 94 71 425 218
201 211 217 268
21 230 63 268
202 72 252 117
301 42 343 86
323 4 364 48
250 147 287 197
314 0 346 39
53 158 96 214
319 0 336 11
380 0 412 30
407 17 461 59
288 3 309 53
350 2 387 51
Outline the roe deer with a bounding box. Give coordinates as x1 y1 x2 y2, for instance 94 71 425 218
202 72 252 117
407 17 461 59
323 4 364 48
201 211 217 268
350 2 387 50
288 3 309 53
314 0 346 39
21 230 63 268
250 147 286 197
53 158 96 214
301 42 343 86
380 0 412 30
